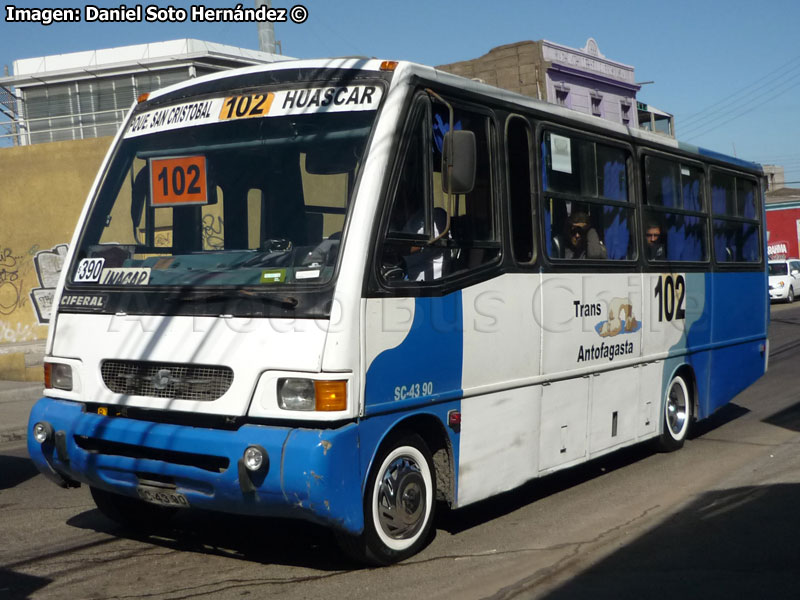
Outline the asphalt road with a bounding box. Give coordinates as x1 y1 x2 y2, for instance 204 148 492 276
2 303 800 600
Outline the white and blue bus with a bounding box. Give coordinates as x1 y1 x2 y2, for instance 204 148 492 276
28 58 768 564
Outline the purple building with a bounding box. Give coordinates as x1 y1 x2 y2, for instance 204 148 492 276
541 38 638 126
437 37 673 136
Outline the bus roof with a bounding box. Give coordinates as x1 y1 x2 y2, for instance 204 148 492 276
145 57 763 177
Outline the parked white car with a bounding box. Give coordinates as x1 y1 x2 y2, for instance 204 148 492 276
769 259 800 302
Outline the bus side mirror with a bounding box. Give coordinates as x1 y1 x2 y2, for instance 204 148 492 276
442 130 476 195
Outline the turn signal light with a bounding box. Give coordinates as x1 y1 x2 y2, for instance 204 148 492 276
314 380 347 411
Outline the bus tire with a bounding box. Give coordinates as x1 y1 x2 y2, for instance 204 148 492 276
655 374 692 452
90 486 176 530
338 432 436 565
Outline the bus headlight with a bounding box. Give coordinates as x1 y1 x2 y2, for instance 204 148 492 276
44 363 73 391
277 378 347 411
278 378 315 410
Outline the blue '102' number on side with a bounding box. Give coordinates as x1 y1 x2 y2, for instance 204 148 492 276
394 381 434 401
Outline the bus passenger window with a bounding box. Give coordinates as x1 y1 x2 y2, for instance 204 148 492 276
642 155 708 262
543 131 633 261
711 171 760 263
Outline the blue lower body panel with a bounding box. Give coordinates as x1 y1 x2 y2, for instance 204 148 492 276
27 397 365 534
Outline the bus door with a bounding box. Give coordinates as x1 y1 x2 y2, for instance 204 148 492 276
538 129 643 468
364 91 544 507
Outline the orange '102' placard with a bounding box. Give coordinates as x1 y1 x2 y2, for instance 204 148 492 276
150 155 208 206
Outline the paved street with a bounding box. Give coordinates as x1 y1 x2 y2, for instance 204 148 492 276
1 303 799 599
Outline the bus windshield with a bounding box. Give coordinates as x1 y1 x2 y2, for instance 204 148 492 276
70 86 380 292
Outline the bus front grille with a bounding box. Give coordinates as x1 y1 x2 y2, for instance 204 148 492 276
101 360 234 401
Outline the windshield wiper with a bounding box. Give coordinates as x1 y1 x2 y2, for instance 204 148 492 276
163 289 299 309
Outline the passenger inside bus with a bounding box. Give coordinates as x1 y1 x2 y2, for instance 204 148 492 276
552 210 607 259
645 219 666 260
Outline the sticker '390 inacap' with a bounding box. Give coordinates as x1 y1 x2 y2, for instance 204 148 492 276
99 268 151 286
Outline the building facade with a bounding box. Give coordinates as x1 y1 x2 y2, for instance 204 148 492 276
766 187 800 260
437 37 674 136
764 165 786 192
0 39 287 146
540 38 639 126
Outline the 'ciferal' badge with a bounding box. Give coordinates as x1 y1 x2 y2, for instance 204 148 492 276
60 294 108 310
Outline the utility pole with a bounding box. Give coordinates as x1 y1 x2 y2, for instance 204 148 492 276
255 0 277 55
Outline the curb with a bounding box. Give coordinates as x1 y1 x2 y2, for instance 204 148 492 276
0 382 45 445
0 429 28 445
0 382 44 400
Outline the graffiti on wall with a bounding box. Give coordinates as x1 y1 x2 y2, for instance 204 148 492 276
0 322 37 343
29 244 69 324
0 246 32 317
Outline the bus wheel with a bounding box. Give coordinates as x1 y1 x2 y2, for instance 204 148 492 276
655 374 692 452
339 433 436 565
90 486 176 530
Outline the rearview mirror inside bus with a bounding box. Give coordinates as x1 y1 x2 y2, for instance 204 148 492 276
305 142 360 175
442 130 476 195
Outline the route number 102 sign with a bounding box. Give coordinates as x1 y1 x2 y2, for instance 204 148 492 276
149 155 208 207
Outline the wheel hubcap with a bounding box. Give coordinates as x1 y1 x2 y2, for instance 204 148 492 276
376 456 426 540
667 382 688 437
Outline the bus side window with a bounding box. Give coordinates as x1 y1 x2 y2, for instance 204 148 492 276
380 95 499 284
507 115 536 264
429 102 499 277
542 131 633 261
387 110 427 239
642 155 708 262
380 105 430 282
711 172 761 263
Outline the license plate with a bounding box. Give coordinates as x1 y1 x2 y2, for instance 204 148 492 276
137 485 189 507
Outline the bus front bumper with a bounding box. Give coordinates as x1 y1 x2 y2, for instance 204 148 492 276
27 397 365 534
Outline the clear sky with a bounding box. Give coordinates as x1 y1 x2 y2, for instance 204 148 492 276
2 0 799 183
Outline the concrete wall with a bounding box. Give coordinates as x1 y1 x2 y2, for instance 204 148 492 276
0 136 112 379
764 165 786 192
437 41 546 100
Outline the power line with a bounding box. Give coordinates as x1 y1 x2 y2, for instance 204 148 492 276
677 53 800 129
680 66 800 135
681 74 800 141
